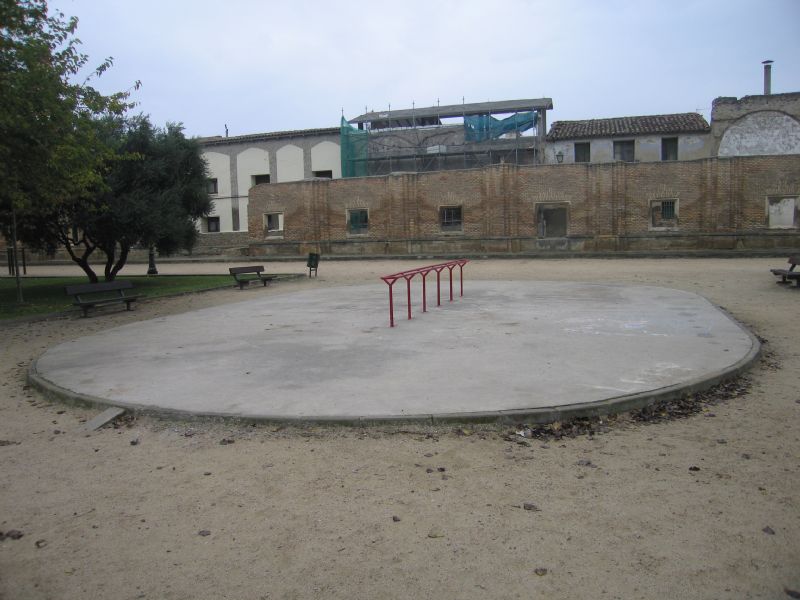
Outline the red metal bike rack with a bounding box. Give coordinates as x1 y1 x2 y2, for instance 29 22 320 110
380 259 469 327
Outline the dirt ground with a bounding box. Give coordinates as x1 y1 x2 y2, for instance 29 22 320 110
0 257 798 600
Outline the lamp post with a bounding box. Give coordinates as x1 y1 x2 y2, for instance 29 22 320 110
147 245 158 275
556 150 564 164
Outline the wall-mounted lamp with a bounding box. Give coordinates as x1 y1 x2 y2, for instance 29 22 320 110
556 151 564 164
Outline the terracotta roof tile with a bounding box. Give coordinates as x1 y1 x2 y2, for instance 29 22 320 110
547 113 710 141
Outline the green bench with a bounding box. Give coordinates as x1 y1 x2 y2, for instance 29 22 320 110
229 265 276 289
65 280 141 318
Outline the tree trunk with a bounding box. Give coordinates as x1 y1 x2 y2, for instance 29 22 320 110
103 244 116 281
108 243 130 281
62 238 99 283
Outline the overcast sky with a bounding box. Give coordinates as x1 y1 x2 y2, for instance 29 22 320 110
61 0 800 138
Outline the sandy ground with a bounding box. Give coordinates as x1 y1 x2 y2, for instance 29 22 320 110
0 257 798 600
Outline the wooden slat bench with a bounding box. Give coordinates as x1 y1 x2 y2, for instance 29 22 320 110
65 280 141 318
770 256 799 285
229 266 276 290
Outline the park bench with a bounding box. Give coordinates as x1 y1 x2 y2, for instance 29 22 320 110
770 256 799 285
65 280 141 318
229 265 276 289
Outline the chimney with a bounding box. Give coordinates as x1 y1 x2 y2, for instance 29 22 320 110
762 60 774 95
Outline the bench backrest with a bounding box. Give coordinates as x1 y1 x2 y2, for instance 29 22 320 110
65 280 134 296
307 253 320 269
788 256 798 268
229 266 264 275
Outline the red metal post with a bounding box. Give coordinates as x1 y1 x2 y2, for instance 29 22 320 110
387 280 395 327
406 276 412 320
436 269 441 306
422 272 428 312
459 262 464 296
448 265 454 301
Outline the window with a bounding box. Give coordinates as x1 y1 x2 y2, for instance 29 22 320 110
767 196 797 229
574 142 590 163
313 170 333 179
347 209 369 234
651 199 678 228
439 206 462 232
206 178 218 195
613 140 635 162
206 216 220 233
661 137 678 161
536 204 568 238
253 174 270 185
264 212 284 236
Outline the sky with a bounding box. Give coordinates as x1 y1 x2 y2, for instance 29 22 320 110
60 0 800 139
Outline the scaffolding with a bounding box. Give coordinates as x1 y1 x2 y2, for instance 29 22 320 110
341 98 553 178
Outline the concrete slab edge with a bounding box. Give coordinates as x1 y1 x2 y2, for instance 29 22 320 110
26 325 761 428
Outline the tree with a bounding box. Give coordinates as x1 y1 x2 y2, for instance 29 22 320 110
38 115 212 282
0 0 132 296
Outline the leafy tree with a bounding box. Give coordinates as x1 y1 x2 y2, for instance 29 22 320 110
37 115 212 282
0 0 132 297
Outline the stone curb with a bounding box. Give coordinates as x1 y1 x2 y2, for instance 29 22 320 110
26 319 761 428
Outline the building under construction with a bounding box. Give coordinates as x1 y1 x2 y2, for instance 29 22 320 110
341 98 553 177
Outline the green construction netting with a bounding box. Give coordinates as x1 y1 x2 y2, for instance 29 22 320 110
464 111 538 142
340 117 368 178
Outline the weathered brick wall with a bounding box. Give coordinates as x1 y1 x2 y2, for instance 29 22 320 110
246 155 800 255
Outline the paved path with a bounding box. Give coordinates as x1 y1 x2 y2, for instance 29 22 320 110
29 281 758 423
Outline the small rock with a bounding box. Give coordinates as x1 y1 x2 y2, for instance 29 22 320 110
53 430 61 435
5 530 23 540
539 444 549 449
716 439 727 444
576 459 593 467
130 438 139 446
523 502 540 512
219 438 235 445
427 529 444 539
762 526 775 535
534 567 548 576
423 453 434 458
198 530 211 537
425 468 434 474
392 516 401 522
203 472 212 476
741 453 751 460
784 588 800 599
35 539 47 549
437 467 446 472
689 466 700 472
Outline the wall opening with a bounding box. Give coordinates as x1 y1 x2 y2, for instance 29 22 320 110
767 196 797 228
347 209 369 234
264 212 284 236
536 204 568 237
651 199 679 229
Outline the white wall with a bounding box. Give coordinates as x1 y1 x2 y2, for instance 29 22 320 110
276 144 304 182
236 148 270 228
719 111 800 157
202 152 232 232
311 141 341 178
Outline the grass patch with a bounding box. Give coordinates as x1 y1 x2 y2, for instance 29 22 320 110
0 274 282 320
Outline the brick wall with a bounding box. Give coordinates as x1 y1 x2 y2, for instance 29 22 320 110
246 155 800 256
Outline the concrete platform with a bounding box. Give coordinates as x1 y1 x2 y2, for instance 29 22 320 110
29 282 759 424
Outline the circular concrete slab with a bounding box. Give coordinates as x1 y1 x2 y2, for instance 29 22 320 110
30 282 759 423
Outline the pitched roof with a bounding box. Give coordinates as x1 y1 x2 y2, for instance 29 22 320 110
547 113 710 141
198 127 340 146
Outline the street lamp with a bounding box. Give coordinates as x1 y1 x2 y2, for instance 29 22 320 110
556 150 564 164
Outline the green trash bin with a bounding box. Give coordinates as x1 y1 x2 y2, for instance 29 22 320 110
307 253 320 277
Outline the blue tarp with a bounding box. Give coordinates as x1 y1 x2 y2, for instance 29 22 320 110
464 111 538 142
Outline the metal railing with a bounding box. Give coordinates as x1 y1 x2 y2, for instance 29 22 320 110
380 259 469 327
